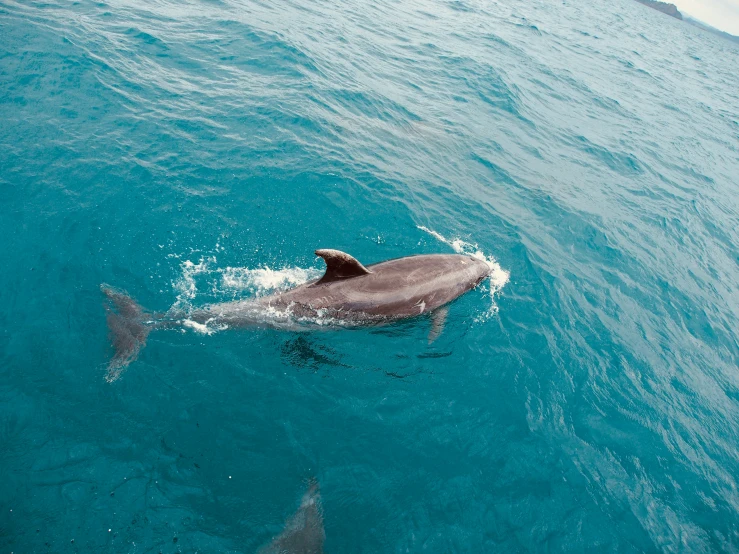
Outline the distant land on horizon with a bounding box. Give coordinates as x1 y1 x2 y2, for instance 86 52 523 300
683 14 739 44
634 0 739 44
635 0 683 20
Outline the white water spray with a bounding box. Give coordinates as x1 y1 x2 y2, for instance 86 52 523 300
417 225 509 316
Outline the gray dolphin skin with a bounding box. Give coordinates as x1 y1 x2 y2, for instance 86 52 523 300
101 249 491 380
258 480 325 554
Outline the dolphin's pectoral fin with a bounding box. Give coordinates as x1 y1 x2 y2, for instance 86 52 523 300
314 249 371 284
428 306 449 344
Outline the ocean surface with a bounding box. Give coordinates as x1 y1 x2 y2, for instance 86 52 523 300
1 0 738 551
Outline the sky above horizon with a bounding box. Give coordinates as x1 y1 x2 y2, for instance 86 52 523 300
673 0 739 35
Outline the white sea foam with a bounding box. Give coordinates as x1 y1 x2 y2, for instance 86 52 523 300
170 256 322 334
182 318 216 335
220 266 322 296
172 257 214 311
418 225 510 316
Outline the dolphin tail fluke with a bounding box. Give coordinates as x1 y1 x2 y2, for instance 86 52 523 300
101 284 154 383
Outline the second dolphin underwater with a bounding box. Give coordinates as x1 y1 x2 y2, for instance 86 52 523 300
102 248 493 381
258 479 324 554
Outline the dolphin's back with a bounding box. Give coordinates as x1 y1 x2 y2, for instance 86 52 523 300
269 254 490 319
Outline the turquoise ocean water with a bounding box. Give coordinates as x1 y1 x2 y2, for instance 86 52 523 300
2 0 739 551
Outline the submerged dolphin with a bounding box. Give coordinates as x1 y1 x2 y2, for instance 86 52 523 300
102 249 491 381
258 479 325 554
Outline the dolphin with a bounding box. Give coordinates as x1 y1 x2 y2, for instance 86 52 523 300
101 249 491 381
258 479 325 554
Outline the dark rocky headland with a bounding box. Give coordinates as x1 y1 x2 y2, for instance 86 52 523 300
635 0 683 20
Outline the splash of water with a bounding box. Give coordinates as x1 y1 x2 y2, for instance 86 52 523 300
417 225 510 317
221 266 322 296
172 259 320 305
172 257 214 311
169 256 323 334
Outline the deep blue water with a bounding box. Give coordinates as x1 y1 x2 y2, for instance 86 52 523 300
2 0 739 551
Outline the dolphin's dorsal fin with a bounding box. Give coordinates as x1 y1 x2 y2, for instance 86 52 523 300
314 249 371 284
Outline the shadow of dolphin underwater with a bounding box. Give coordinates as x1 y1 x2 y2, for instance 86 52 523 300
101 248 492 382
258 479 325 554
